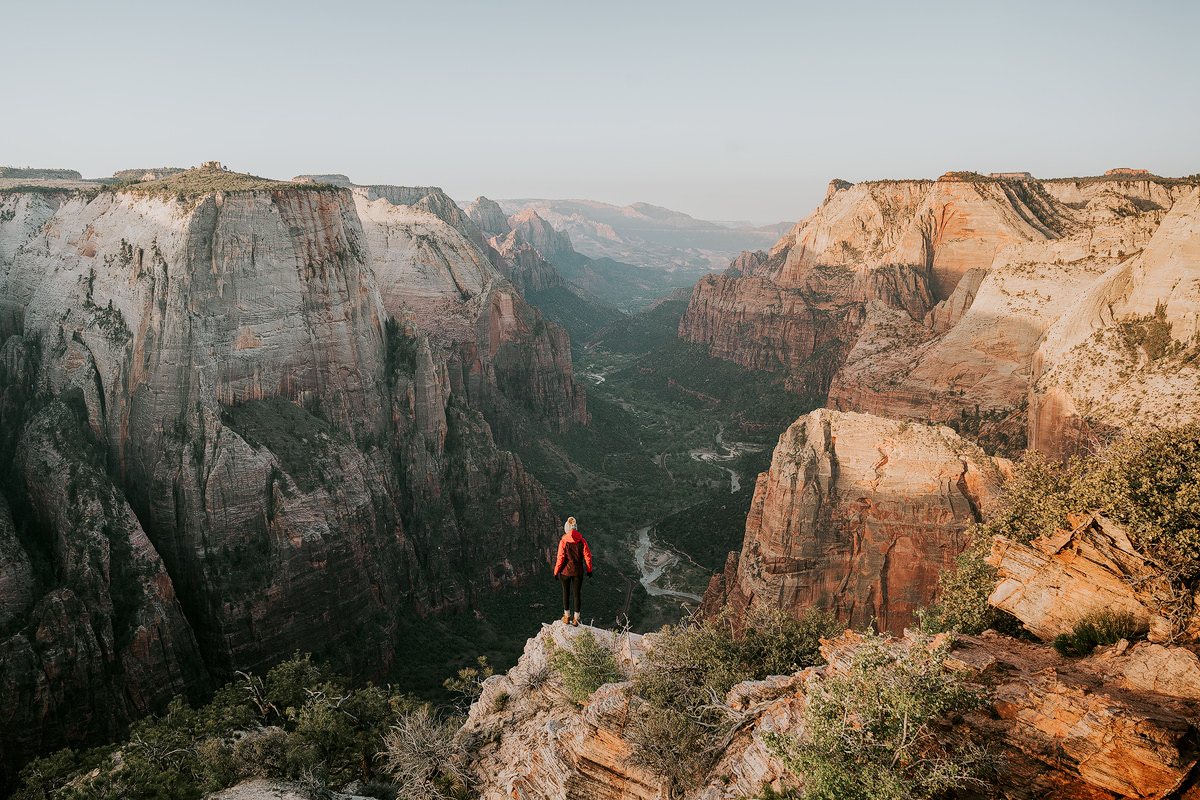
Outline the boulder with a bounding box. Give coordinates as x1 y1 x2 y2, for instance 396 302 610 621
986 514 1187 643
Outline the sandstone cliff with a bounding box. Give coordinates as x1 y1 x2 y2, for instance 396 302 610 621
0 174 580 779
1028 187 1200 457
354 187 588 439
703 409 1004 634
680 175 1200 458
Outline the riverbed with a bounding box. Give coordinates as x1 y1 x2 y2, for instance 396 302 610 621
633 526 703 602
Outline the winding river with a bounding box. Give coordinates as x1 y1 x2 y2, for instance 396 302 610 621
688 424 761 493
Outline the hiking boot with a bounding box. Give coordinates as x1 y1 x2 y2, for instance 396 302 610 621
561 612 570 624
571 614 580 627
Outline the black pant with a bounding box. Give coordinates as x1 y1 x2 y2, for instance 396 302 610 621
560 574 582 613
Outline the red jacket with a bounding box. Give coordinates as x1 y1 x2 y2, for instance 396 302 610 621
554 529 593 577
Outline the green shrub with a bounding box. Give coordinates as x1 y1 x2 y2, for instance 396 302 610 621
624 703 716 796
766 630 991 800
442 656 494 709
626 607 839 794
932 425 1200 634
378 706 471 800
1074 425 1200 576
14 654 423 799
548 629 624 704
1118 303 1175 361
1052 610 1139 657
633 608 838 713
928 539 1023 636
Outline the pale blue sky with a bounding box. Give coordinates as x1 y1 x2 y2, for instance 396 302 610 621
3 0 1197 223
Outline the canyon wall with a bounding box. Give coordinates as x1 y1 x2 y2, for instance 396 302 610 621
703 409 1003 634
679 176 1200 458
0 176 581 778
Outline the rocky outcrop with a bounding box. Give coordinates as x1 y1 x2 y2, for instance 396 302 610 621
704 409 1004 634
464 623 661 800
936 632 1199 799
465 623 1200 800
0 173 577 777
987 514 1197 644
681 175 1200 457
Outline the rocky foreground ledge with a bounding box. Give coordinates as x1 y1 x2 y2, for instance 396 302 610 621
449 620 1200 800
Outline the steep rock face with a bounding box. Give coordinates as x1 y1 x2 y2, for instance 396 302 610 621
354 189 587 438
1028 187 1200 459
1 399 207 773
470 207 626 342
681 176 1200 454
0 178 569 771
1 188 415 680
486 229 568 297
463 196 511 238
679 178 1071 382
0 495 33 632
507 209 578 266
704 409 1003 634
0 192 67 290
681 272 867 380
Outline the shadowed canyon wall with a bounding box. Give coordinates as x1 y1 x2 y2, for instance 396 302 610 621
0 177 585 779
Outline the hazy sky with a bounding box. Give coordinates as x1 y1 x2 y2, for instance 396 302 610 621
3 0 1197 223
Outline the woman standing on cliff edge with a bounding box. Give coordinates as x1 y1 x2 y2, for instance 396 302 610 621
554 517 592 626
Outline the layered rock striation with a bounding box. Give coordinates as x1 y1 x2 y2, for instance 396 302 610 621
703 409 1004 634
680 175 1200 458
0 173 583 779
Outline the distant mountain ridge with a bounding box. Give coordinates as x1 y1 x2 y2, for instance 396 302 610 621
493 197 786 276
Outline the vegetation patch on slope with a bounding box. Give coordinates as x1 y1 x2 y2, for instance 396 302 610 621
587 297 690 354
934 424 1200 634
108 168 339 200
526 284 625 343
220 397 338 494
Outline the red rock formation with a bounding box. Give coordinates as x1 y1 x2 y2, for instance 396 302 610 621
986 514 1198 644
1028 187 1200 460
704 409 1003 634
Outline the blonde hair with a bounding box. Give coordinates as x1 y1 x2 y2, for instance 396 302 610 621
564 517 577 534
